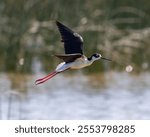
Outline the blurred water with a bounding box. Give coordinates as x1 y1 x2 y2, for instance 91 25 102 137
0 71 150 120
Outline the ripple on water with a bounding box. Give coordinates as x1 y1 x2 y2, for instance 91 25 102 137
0 72 150 119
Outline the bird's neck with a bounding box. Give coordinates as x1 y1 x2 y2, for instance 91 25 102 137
87 56 93 61
87 56 95 64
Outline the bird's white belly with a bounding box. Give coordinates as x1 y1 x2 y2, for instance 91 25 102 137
70 59 91 69
55 58 93 72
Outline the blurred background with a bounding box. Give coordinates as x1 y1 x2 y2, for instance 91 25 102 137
0 0 150 119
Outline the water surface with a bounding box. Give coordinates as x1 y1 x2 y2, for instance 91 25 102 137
0 72 150 120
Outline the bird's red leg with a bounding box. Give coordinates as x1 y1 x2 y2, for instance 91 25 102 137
35 68 70 85
35 71 58 85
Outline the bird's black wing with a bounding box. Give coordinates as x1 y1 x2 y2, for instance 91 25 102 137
55 53 82 63
56 21 84 54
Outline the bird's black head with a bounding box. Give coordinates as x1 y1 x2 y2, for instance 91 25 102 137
88 53 112 62
88 53 101 61
92 53 101 58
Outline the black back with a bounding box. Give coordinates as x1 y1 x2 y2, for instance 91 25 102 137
56 21 84 54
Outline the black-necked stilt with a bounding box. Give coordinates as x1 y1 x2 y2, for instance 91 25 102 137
35 21 111 85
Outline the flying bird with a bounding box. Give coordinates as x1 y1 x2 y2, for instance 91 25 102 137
35 21 111 85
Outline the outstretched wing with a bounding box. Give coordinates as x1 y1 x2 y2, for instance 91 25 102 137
56 21 84 54
55 53 82 63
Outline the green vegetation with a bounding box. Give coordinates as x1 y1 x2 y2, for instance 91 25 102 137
0 0 150 74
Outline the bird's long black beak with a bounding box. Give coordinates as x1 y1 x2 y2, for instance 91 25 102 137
101 57 112 61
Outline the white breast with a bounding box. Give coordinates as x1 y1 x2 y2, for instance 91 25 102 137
55 57 93 72
70 58 92 69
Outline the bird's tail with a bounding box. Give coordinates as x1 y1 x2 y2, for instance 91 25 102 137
35 71 58 85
